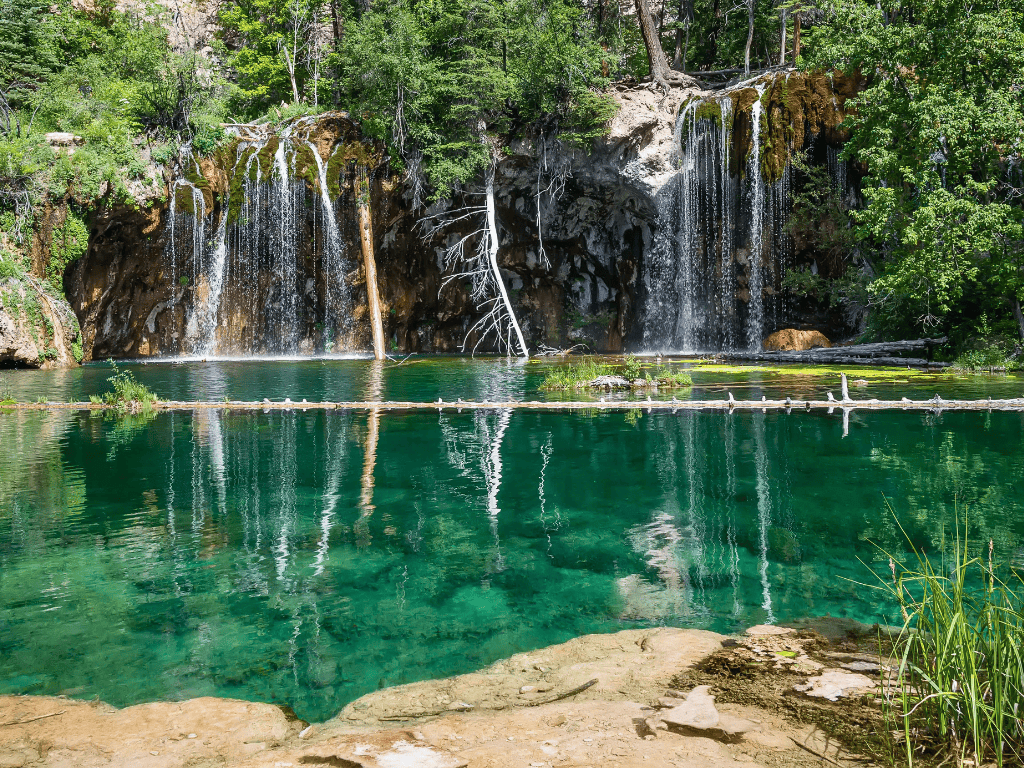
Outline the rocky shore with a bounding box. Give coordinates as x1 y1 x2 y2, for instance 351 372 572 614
0 623 888 768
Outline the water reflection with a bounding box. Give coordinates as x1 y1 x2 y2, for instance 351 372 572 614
1 407 1023 721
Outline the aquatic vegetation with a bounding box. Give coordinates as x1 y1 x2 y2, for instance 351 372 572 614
97 361 158 412
540 358 614 389
878 518 1024 767
541 356 692 390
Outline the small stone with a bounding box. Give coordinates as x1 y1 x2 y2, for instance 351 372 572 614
187 733 197 739
150 752 159 756
520 685 537 694
841 661 880 673
298 726 312 739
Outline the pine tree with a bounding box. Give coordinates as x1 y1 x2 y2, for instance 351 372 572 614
0 0 58 93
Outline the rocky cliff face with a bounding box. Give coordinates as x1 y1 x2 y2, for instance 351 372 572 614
55 70 861 363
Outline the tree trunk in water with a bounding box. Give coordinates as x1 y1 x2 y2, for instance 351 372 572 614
485 170 529 358
356 170 386 360
635 0 695 88
779 7 787 65
744 0 755 73
1013 296 1024 341
793 13 801 61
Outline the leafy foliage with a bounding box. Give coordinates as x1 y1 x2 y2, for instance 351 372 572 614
805 0 1024 342
100 359 158 411
334 0 615 197
48 210 89 294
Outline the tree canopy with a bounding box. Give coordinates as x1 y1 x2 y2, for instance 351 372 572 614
806 0 1024 342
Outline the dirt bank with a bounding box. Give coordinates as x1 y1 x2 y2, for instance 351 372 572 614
0 626 885 768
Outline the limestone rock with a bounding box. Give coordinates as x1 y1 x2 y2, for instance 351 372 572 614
745 624 796 637
44 132 85 147
794 669 875 701
657 685 755 742
763 328 831 352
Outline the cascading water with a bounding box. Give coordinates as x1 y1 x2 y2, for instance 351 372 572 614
164 115 366 357
643 79 794 353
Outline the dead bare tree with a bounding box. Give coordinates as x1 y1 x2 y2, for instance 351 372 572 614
424 159 529 358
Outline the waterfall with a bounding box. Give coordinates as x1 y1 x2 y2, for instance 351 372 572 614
165 117 363 358
643 79 794 353
746 86 766 351
306 142 350 352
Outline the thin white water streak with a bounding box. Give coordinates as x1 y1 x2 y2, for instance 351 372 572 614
752 413 775 623
746 85 767 351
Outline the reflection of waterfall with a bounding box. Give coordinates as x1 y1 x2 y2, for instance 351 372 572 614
752 413 776 623
643 83 792 353
165 117 362 357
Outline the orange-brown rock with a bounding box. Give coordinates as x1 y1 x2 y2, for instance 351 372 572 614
763 328 832 351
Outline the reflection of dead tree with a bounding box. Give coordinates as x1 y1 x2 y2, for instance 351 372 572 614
480 407 512 572
425 161 528 357
355 359 384 546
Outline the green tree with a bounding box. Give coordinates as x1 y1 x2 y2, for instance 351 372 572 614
0 0 58 95
339 0 612 198
805 0 1024 340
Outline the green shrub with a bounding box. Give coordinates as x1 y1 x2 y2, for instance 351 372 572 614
623 354 642 380
952 345 1011 373
98 359 158 411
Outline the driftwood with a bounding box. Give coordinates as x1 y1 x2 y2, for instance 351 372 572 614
722 338 948 368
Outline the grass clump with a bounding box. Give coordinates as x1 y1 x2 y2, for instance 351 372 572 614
540 358 614 389
97 360 158 412
877 518 1024 767
541 356 693 390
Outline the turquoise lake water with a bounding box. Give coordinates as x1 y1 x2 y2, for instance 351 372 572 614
1 358 1023 722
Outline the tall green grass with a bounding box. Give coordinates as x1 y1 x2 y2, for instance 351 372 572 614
878 518 1024 767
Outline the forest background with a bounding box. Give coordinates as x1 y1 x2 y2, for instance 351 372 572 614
1 0 1022 362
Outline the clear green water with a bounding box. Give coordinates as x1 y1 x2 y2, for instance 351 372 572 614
1 359 1024 722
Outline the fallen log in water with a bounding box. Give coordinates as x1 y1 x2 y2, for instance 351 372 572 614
722 337 949 367
6 396 1024 412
